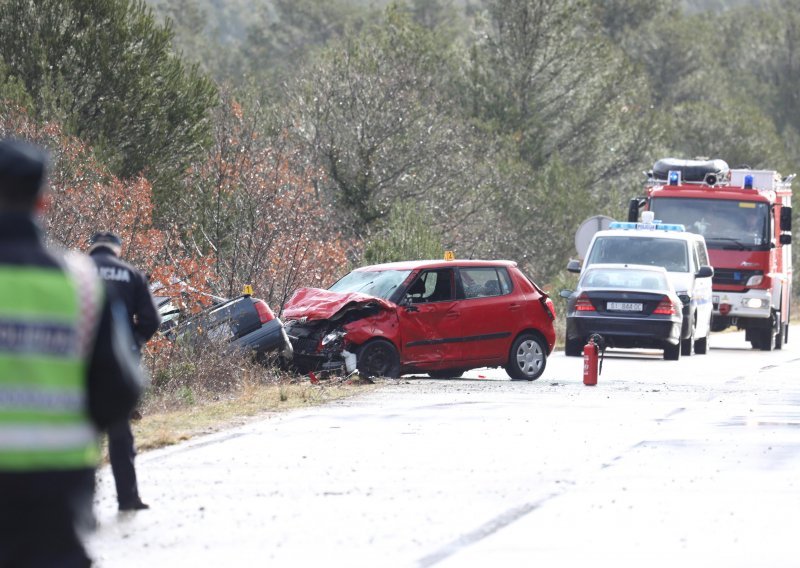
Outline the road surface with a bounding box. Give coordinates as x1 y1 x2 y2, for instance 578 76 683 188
88 327 800 567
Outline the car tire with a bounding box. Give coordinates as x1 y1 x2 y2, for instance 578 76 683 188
694 334 708 355
680 323 694 357
356 339 401 379
506 333 547 381
564 337 583 357
427 369 466 379
663 342 681 361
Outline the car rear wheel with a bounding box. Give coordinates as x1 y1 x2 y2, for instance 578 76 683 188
357 339 401 379
427 369 466 379
564 337 583 357
506 333 547 381
663 342 681 361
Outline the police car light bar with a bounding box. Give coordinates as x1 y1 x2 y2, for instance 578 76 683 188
609 221 686 232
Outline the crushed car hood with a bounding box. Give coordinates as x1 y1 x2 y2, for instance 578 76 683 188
283 288 396 321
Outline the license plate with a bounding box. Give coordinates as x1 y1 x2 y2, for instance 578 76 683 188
607 302 643 312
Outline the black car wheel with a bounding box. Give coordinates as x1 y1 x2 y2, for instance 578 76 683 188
506 333 547 381
427 369 466 379
663 342 681 361
357 339 401 378
564 337 583 357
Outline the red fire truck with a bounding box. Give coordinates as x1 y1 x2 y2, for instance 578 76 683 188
628 158 793 350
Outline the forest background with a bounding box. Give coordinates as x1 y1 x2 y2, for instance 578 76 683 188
1 0 799 321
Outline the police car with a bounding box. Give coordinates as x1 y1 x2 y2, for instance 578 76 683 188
566 211 714 357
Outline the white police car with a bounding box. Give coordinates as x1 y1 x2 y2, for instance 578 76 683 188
567 211 714 357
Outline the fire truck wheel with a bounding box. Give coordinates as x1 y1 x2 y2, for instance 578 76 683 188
663 342 681 361
775 319 784 350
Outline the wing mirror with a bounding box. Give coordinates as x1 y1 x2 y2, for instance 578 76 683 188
696 265 714 278
559 289 573 299
566 259 582 274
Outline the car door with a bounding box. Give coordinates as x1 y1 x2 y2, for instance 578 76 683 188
454 266 517 362
396 268 462 365
692 239 714 337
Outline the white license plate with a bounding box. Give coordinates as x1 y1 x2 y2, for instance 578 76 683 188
607 302 643 312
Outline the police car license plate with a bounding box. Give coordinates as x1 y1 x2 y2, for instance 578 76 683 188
607 302 642 312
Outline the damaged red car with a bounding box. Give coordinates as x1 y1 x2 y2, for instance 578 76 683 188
282 259 556 380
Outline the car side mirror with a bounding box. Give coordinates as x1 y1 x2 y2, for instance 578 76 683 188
780 233 792 245
559 289 573 299
566 259 582 274
696 265 714 278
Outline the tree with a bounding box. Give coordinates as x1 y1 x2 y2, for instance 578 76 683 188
0 101 215 310
177 90 351 308
291 7 490 236
0 0 218 206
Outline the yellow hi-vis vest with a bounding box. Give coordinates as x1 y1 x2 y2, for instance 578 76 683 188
0 253 103 471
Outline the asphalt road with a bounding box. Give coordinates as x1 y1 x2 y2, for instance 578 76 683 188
87 327 800 567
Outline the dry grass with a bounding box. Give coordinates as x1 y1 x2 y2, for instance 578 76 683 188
131 380 373 452
113 337 378 455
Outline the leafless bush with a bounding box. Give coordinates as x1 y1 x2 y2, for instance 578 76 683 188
141 335 287 412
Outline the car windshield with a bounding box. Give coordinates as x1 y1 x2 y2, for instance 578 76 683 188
581 268 669 291
586 236 689 272
650 197 770 249
328 269 412 300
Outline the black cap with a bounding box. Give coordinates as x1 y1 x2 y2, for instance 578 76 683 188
0 139 48 207
90 231 123 247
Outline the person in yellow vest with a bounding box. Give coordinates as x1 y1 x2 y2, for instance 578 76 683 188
0 139 143 567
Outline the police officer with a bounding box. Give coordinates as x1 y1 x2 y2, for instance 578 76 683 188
89 231 160 511
0 139 142 566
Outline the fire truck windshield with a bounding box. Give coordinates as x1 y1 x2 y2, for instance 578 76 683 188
650 197 770 250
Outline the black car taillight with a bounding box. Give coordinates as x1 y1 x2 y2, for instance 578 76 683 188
253 299 275 323
653 296 678 315
575 293 596 312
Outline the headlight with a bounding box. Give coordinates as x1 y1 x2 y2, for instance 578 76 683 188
742 298 765 309
745 275 763 286
321 330 345 346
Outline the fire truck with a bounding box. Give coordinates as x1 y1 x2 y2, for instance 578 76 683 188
628 158 793 350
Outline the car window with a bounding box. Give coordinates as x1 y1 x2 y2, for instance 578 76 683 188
694 240 710 267
329 269 412 300
404 269 455 303
497 268 513 294
460 267 509 299
587 236 689 272
581 268 668 291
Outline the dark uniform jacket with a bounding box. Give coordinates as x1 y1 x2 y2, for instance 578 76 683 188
89 245 161 349
0 213 143 513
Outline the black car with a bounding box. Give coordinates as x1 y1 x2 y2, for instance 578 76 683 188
158 293 292 363
561 264 684 360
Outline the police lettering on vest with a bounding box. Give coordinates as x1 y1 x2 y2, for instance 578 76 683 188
97 266 131 282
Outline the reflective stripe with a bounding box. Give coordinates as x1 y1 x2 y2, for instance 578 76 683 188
0 386 84 413
0 319 78 356
0 423 97 450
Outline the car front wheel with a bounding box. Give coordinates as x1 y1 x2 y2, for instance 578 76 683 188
357 339 401 378
506 333 547 381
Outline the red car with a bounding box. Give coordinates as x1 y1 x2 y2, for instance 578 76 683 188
283 259 556 380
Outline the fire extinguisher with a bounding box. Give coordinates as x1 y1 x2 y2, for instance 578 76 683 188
583 334 605 386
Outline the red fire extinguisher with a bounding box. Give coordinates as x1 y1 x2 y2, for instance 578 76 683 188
583 334 604 386
583 338 598 386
